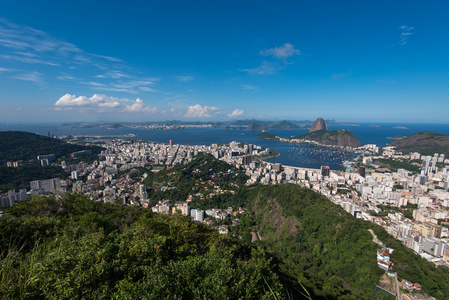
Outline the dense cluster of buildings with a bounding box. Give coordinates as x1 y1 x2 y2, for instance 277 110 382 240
2 138 449 271
241 144 449 267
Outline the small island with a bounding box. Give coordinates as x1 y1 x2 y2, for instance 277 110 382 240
393 126 408 129
256 132 279 140
387 135 408 140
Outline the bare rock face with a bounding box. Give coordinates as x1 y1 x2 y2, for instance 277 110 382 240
310 118 328 133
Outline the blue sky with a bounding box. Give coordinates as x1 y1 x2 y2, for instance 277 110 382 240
1 0 448 123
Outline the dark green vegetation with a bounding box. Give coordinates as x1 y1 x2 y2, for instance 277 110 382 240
0 131 102 192
0 131 102 164
390 132 449 157
247 185 387 299
257 132 279 140
144 154 248 207
0 165 67 192
0 194 285 299
3 154 449 299
142 155 449 299
373 158 422 174
291 129 363 148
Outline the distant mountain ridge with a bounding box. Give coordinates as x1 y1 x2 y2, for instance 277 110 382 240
246 120 300 131
389 132 449 156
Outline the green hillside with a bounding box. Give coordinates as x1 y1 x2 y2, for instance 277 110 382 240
389 131 449 157
0 131 103 164
2 155 449 299
143 155 449 299
0 131 103 191
291 129 363 148
0 194 285 299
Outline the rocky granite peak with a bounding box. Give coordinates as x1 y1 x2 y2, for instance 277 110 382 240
310 118 328 133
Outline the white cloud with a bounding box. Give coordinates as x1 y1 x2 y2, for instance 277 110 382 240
94 87 139 94
228 109 244 118
96 70 130 79
0 19 165 97
0 18 124 72
91 54 122 62
57 74 75 80
79 78 159 94
54 93 161 113
260 43 301 59
241 84 259 92
55 94 122 109
14 51 37 57
2 54 60 66
185 104 220 117
81 81 106 87
139 86 157 92
176 75 194 82
0 67 11 72
124 98 158 113
243 61 281 75
12 71 43 83
112 79 158 89
0 20 82 55
244 43 301 75
398 25 414 45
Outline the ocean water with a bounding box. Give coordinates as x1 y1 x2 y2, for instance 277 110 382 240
2 122 449 170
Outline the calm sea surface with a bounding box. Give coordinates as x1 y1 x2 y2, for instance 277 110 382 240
2 123 449 170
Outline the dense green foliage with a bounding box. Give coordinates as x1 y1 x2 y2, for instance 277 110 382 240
0 194 285 299
290 129 363 147
141 155 449 299
245 184 449 299
244 184 386 299
0 131 103 164
144 154 248 206
0 165 67 193
3 154 448 299
257 132 279 140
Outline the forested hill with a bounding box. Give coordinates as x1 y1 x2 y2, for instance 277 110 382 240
245 184 449 299
142 155 449 299
3 154 449 299
0 194 285 299
291 129 363 148
389 131 449 157
0 131 103 164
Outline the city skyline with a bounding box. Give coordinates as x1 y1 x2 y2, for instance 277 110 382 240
1 1 449 123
